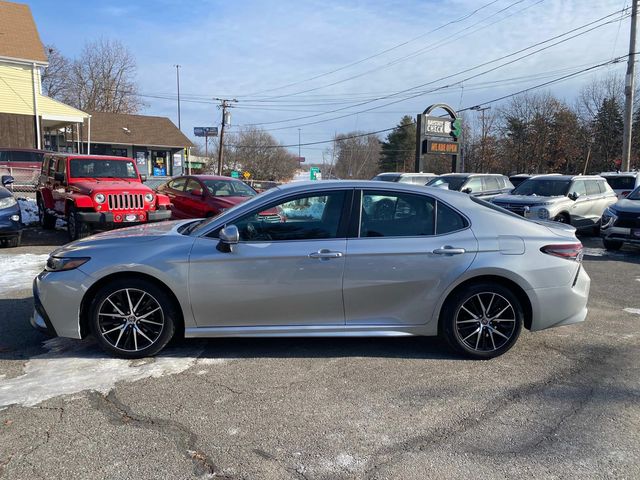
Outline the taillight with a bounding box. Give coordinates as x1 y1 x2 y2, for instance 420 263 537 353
540 243 583 261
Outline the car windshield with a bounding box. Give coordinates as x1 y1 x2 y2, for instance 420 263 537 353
627 186 640 200
512 179 570 196
202 179 256 197
427 176 467 191
372 174 401 182
69 159 138 179
509 176 529 187
604 176 637 190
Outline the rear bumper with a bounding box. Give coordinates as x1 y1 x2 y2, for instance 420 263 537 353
529 264 590 331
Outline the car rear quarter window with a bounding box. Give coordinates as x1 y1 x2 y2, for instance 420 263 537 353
436 201 468 234
361 191 435 237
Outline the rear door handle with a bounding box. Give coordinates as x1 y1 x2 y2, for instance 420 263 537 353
309 249 343 259
433 246 466 255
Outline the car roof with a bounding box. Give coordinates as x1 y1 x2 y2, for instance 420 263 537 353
179 175 240 181
49 154 134 161
600 171 638 177
528 174 604 181
439 173 505 177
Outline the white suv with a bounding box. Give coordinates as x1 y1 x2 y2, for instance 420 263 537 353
600 171 640 199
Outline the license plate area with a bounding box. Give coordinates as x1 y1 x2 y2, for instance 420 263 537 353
631 229 640 239
124 214 138 222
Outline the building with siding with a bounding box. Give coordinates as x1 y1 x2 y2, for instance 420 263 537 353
0 0 89 149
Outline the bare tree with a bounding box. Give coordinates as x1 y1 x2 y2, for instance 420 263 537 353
576 74 624 123
334 133 381 179
63 38 144 113
41 44 70 99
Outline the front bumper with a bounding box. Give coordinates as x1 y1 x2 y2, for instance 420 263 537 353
529 264 590 331
0 205 22 237
76 208 172 226
30 269 91 339
600 224 640 245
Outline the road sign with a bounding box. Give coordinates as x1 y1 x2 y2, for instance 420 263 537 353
231 170 239 178
310 167 320 181
193 127 218 137
297 157 306 163
243 171 251 179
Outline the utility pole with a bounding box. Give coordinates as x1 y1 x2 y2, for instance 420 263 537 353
174 65 181 130
622 0 638 171
215 98 237 176
471 105 491 172
298 128 302 167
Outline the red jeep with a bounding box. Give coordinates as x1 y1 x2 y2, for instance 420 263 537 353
37 154 172 240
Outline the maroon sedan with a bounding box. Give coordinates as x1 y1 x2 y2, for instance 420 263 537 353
157 175 282 220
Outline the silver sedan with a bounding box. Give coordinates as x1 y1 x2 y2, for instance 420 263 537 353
31 181 590 359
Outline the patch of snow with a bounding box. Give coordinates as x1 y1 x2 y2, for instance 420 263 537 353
17 198 39 225
0 338 225 408
55 218 67 230
623 308 640 315
281 201 324 220
582 247 606 257
0 253 49 293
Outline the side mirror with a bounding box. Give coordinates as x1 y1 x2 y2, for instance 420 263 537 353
191 188 203 197
54 172 65 182
569 192 579 201
140 174 147 182
1 175 14 186
462 187 472 194
219 225 239 244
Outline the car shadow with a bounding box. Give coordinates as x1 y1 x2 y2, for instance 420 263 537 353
0 296 463 362
19 226 68 247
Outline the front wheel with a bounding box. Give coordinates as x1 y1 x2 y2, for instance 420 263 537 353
88 279 177 358
441 283 523 359
66 205 90 241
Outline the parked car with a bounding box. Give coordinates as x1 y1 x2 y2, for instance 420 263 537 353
32 181 589 360
371 172 438 185
509 174 531 188
600 185 640 250
0 175 21 247
0 147 47 191
426 173 513 199
37 153 172 241
492 174 617 230
156 175 281 221
599 171 640 199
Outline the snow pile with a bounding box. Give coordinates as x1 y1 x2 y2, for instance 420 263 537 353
282 201 324 220
17 198 39 225
0 253 49 292
0 338 220 407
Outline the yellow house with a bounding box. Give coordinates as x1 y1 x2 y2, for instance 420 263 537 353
0 0 89 149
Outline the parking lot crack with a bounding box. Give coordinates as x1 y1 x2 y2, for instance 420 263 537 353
89 391 232 478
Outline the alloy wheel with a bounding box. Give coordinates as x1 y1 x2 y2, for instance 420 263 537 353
454 292 516 353
96 288 165 352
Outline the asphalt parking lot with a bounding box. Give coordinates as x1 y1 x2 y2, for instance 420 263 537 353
0 227 639 479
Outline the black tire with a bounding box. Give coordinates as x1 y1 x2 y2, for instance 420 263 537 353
553 213 570 225
4 235 20 248
603 238 623 251
38 196 56 230
88 278 177 359
441 282 523 359
66 205 90 241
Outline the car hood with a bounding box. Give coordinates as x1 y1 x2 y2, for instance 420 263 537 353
51 219 197 256
0 186 13 199
613 198 640 213
70 179 152 194
493 194 567 205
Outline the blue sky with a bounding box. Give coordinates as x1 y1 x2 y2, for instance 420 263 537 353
28 0 629 162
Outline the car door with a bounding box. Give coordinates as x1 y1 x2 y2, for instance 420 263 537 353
188 189 351 327
51 157 68 213
462 176 485 197
183 178 210 218
567 180 590 226
343 189 477 326
163 177 188 218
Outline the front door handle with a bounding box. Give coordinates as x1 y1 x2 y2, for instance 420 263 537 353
309 249 343 259
433 246 466 255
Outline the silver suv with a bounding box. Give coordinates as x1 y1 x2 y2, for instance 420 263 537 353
492 174 617 230
371 172 438 185
600 171 640 199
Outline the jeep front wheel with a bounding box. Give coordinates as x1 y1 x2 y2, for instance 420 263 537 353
67 205 90 241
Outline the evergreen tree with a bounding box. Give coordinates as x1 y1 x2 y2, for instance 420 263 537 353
592 97 623 172
379 115 416 172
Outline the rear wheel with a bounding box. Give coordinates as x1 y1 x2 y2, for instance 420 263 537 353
441 283 523 359
38 196 56 230
603 239 623 251
89 279 177 359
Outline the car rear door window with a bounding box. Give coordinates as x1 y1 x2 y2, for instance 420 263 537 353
483 176 500 191
585 180 600 196
233 191 346 241
361 191 435 237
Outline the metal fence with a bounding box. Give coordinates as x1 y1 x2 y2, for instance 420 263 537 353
0 166 39 196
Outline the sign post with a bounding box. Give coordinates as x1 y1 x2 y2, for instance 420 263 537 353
415 103 461 173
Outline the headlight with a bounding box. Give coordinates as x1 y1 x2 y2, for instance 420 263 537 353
144 193 154 202
45 256 90 272
537 208 550 219
601 207 617 224
94 193 106 204
0 197 17 209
